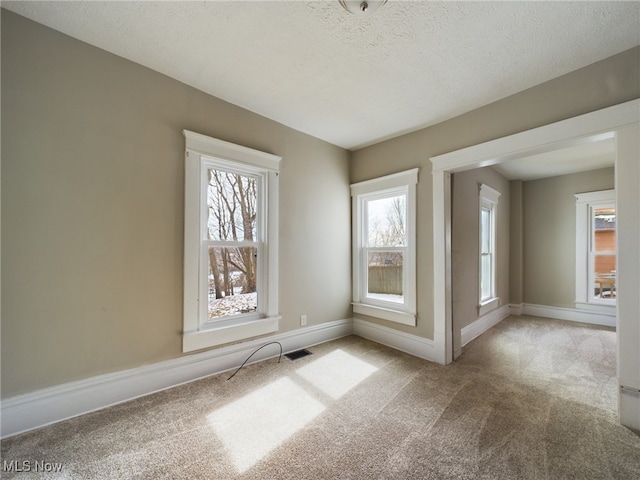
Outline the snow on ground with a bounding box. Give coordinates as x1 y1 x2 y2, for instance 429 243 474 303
367 292 403 303
208 291 401 318
209 292 257 318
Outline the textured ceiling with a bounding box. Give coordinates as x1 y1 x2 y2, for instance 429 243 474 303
3 1 640 150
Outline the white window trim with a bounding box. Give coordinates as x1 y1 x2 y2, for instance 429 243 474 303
350 168 418 326
183 130 280 352
478 184 500 316
575 189 616 313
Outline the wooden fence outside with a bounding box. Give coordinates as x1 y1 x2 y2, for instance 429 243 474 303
368 265 402 295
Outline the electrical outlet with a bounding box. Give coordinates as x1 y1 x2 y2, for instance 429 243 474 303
300 314 307 326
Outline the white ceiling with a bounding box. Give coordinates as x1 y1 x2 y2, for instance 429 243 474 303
491 136 615 181
3 1 639 152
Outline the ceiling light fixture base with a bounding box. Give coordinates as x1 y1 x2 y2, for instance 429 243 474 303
339 0 388 16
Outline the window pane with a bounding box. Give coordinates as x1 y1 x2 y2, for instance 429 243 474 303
207 169 257 241
480 207 491 254
367 251 403 303
367 195 406 247
480 254 491 300
592 206 616 300
594 258 616 299
594 254 616 276
594 207 615 252
207 246 258 319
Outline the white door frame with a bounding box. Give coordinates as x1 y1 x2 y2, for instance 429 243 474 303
430 99 640 429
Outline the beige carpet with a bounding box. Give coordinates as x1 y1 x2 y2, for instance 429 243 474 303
2 315 639 479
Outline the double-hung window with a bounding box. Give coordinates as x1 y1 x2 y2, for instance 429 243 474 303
183 130 280 352
575 189 616 311
478 184 500 315
351 169 418 326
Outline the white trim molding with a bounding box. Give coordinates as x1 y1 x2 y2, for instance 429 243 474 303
615 122 640 431
509 304 524 316
461 305 510 347
352 303 416 326
429 101 638 173
350 168 419 196
352 318 437 362
519 303 616 328
479 183 501 204
478 297 500 317
1 319 353 439
182 130 281 171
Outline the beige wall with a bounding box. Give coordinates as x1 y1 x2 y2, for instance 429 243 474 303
1 11 351 397
451 167 510 335
522 167 615 308
350 46 639 340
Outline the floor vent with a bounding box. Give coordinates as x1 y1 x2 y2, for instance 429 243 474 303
285 349 313 361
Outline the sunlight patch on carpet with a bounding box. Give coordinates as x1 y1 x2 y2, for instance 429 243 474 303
295 349 379 399
207 377 325 473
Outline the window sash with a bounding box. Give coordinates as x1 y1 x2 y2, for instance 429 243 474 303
361 189 408 309
201 167 258 241
589 203 616 302
199 161 267 327
200 243 263 327
363 246 407 306
364 193 407 248
201 161 264 242
480 252 493 302
480 207 492 255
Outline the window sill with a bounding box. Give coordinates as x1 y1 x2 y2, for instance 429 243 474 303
352 303 416 326
182 315 279 353
478 297 499 317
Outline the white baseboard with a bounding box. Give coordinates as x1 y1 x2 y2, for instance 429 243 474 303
620 385 640 432
1 319 353 439
461 305 511 347
521 303 616 327
352 318 437 362
509 303 524 316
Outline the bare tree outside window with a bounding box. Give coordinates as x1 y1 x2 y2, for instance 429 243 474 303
206 169 259 318
367 195 406 247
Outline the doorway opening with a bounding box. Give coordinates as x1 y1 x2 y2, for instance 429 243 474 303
430 99 640 429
